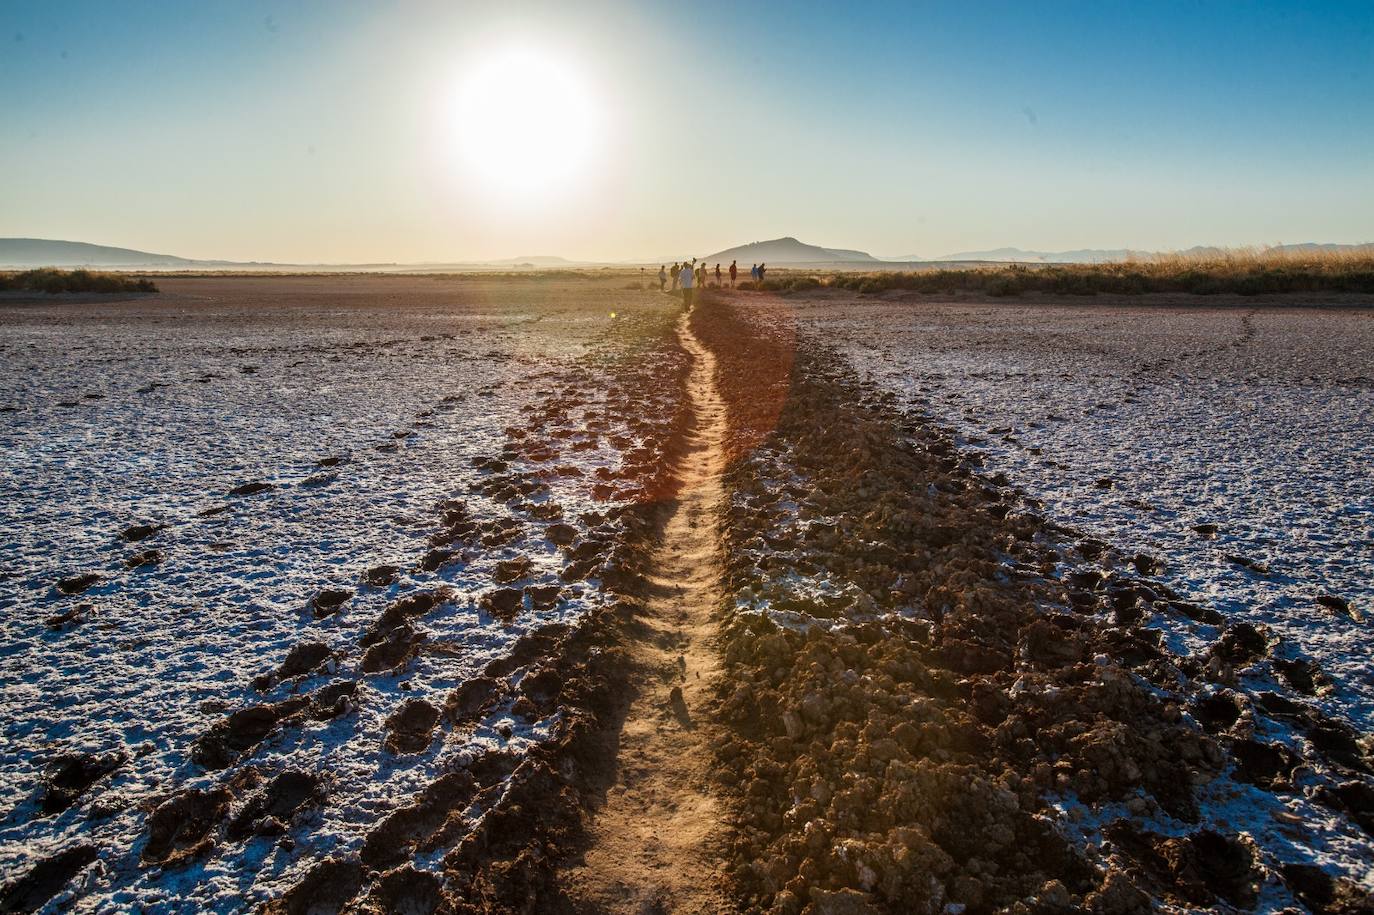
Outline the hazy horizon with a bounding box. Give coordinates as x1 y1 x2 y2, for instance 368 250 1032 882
3 0 1372 263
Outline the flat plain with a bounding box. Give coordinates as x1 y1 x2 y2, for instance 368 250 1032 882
1 276 1371 913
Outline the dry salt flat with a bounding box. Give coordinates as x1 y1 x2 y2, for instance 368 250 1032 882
795 299 1373 727
0 276 671 911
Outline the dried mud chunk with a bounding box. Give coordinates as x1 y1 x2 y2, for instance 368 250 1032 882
142 786 232 866
0 844 99 913
1229 738 1298 790
44 603 92 630
1315 781 1374 837
447 677 500 725
125 549 162 569
519 667 562 707
1282 864 1374 915
361 590 450 647
41 750 127 815
310 680 359 720
261 857 363 915
1315 593 1355 617
384 699 441 754
1307 717 1372 773
228 481 274 496
227 770 324 840
482 587 525 622
417 548 455 572
362 565 399 587
192 698 306 769
1273 656 1331 696
55 573 100 596
278 640 333 679
807 887 881 915
1191 693 1243 733
361 626 425 674
1018 618 1086 666
493 557 532 584
350 865 446 915
311 588 353 618
360 771 477 870
937 638 1009 675
1083 870 1151 915
544 522 578 546
528 584 561 610
121 523 163 542
1112 825 1260 908
1210 622 1270 666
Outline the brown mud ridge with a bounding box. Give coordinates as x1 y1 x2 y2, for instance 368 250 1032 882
690 295 1374 915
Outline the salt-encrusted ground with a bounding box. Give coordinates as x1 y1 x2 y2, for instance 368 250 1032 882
4 280 1371 914
792 297 1373 731
0 276 686 912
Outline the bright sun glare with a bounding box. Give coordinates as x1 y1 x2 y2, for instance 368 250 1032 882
454 45 602 198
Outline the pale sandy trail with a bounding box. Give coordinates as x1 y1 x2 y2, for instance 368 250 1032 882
563 311 735 913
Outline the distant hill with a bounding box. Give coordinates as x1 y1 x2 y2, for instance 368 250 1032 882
703 237 880 264
933 243 1374 263
933 247 1137 264
484 255 576 266
0 238 202 267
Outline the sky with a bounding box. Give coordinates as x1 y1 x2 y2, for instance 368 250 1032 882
2 0 1372 263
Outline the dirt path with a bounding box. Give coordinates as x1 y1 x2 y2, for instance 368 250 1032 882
563 311 734 913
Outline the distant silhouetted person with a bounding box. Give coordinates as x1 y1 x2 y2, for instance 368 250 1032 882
758 262 767 283
729 260 737 287
670 262 681 291
697 262 706 288
658 264 667 291
714 263 722 286
750 263 759 283
680 255 696 307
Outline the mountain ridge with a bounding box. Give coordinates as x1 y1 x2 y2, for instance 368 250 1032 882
5 237 1371 270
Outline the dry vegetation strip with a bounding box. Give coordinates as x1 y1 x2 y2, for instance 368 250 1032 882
1 268 158 294
747 249 1374 297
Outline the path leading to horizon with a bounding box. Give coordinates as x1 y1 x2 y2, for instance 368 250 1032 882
563 311 735 914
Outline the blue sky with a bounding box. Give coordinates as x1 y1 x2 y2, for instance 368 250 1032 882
2 1 1371 261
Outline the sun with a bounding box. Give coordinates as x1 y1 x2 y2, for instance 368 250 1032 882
453 45 602 198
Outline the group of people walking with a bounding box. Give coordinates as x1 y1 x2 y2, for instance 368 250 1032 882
656 258 768 306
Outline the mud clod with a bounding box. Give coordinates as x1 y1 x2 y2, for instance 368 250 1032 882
0 844 99 913
141 786 232 866
384 699 441 754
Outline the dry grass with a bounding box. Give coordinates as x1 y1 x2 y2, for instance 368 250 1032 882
747 246 1374 297
1 268 158 294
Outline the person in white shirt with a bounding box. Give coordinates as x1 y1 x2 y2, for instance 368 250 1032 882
680 255 695 307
